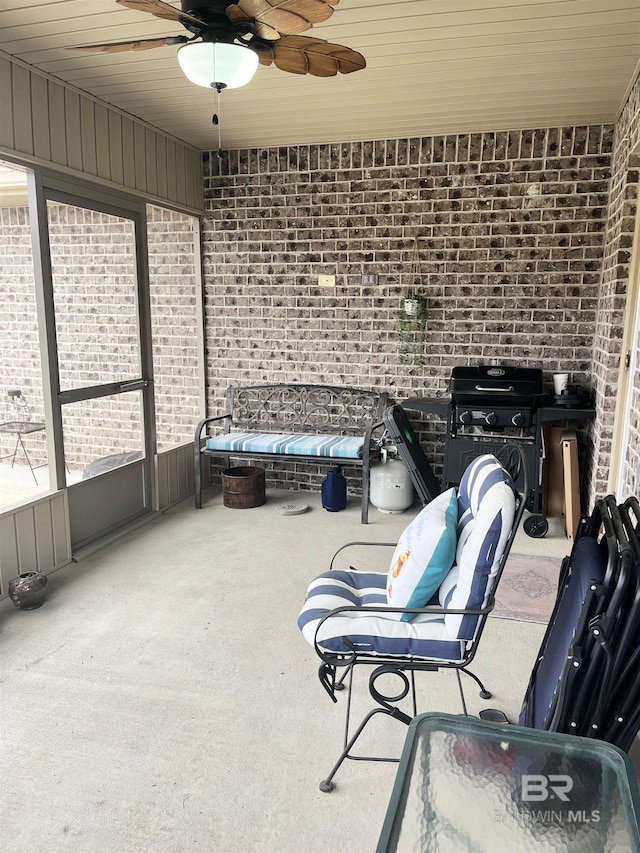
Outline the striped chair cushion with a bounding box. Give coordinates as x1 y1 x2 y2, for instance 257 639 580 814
297 453 515 662
440 454 516 641
205 432 365 459
297 570 467 663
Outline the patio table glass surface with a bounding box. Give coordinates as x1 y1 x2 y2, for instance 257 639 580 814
0 421 46 435
376 712 640 853
0 420 46 482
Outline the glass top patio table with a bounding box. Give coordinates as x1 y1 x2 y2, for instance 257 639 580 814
0 421 45 435
376 712 640 853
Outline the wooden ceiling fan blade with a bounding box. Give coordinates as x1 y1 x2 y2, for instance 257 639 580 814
253 22 282 40
116 0 205 28
329 46 366 74
272 45 310 74
68 36 176 53
272 35 365 76
272 37 333 75
226 5 281 40
261 0 337 24
257 49 275 66
301 39 365 74
231 0 336 36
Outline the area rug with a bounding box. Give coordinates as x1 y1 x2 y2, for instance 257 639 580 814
492 553 564 624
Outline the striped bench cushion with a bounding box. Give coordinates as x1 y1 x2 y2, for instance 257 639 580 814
205 432 365 459
297 570 466 663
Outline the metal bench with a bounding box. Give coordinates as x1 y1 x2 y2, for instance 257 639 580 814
194 384 388 523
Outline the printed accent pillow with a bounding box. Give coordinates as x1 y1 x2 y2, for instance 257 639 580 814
386 488 458 622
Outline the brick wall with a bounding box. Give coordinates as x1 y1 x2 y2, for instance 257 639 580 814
201 126 613 497
147 205 201 451
596 75 640 502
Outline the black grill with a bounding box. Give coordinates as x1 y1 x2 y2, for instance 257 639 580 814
442 364 544 508
450 365 543 430
401 363 595 525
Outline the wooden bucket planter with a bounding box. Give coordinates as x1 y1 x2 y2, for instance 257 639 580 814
221 466 266 508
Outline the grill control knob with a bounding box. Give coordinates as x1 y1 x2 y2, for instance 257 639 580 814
485 412 498 426
511 412 525 427
459 410 472 424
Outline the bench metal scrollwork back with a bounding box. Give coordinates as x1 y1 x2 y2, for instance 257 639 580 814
232 385 384 434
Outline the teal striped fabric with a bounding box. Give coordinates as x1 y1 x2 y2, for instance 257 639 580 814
205 432 365 459
205 432 364 459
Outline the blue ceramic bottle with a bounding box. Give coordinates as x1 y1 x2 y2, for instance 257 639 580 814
322 465 347 511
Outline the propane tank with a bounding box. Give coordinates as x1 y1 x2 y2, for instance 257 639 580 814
369 452 414 514
321 465 347 512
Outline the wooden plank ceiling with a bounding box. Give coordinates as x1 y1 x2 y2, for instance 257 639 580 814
0 0 639 151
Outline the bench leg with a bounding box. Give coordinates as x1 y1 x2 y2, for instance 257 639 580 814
194 445 202 509
361 461 370 524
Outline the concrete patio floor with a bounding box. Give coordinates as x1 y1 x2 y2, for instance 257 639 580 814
0 486 636 852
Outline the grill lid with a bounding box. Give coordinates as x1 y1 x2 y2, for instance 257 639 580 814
450 365 543 400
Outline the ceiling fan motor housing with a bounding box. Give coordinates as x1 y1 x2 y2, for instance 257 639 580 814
181 1 234 23
181 1 254 42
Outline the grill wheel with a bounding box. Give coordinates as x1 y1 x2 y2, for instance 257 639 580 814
524 515 549 538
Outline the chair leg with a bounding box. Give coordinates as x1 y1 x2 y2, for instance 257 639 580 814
334 665 350 692
320 663 414 792
459 667 492 700
318 661 352 702
455 668 492 717
320 707 398 792
16 435 39 484
319 664 491 792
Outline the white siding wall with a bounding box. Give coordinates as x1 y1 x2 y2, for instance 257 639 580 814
0 54 204 214
0 491 72 594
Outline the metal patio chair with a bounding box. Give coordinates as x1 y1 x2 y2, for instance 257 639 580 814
297 445 527 792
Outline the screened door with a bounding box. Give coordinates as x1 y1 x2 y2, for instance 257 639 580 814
44 191 156 551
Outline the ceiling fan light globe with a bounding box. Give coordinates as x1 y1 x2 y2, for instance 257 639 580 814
177 42 258 89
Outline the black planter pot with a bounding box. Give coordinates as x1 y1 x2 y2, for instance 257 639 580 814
8 571 49 610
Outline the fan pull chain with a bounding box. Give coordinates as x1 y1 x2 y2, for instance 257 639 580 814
212 86 222 157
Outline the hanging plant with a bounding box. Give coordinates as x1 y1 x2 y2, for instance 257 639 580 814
402 294 427 319
397 236 427 366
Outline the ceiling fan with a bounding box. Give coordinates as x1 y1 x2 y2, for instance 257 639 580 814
70 0 366 91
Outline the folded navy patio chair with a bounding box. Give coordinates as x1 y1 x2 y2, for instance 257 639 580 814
519 495 640 749
598 498 640 750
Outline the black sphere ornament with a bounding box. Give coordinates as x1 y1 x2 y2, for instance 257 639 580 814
8 571 49 610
